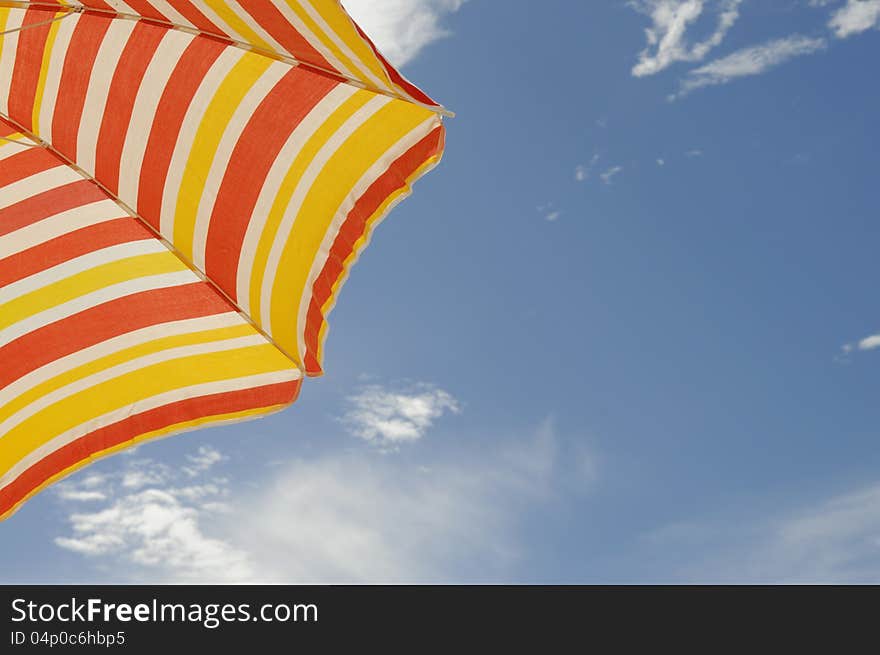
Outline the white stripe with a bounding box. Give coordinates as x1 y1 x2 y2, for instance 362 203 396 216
259 95 391 331
188 0 287 55
270 1 361 83
0 312 244 411
234 84 356 313
191 61 290 271
0 333 268 440
0 269 196 349
0 139 33 158
294 116 439 359
144 0 191 28
300 0 390 91
76 20 137 176
117 28 192 210
36 12 79 143
0 199 122 260
0 368 299 489
0 239 164 305
159 46 244 239
103 1 138 14
0 165 81 210
0 10 24 116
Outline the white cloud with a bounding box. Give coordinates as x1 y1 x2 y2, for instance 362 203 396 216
54 420 596 583
341 0 466 66
183 446 226 477
859 334 880 350
56 489 107 502
656 158 666 166
629 0 743 77
54 453 249 583
673 35 827 98
121 462 170 490
664 481 880 582
839 332 880 357
575 153 601 182
829 0 880 37
600 165 624 185
537 202 562 222
343 384 460 449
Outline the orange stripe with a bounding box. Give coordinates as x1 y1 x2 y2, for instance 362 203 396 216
94 19 166 196
0 282 234 390
0 119 17 138
302 125 445 374
240 0 333 70
0 379 300 520
50 13 113 162
136 34 226 230
0 179 110 237
0 146 59 191
203 67 338 301
7 7 58 132
0 218 153 287
165 0 224 35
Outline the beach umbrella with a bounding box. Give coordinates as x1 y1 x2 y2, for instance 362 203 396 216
0 0 447 519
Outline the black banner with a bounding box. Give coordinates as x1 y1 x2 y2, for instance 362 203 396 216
0 585 872 649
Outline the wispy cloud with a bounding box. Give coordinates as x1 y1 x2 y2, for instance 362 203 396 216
537 202 562 222
341 0 467 66
629 0 743 77
655 480 880 582
343 384 460 449
575 154 601 182
54 452 249 583
53 420 595 583
600 165 624 185
829 0 880 38
672 35 827 98
183 446 226 477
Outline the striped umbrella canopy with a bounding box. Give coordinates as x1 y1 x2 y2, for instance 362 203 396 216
0 1 448 520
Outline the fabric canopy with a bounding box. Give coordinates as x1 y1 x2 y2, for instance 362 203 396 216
0 1 446 519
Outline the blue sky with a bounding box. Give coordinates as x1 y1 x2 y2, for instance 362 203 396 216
4 0 880 583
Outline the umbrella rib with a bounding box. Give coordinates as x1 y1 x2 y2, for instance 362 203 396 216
0 1 454 117
0 6 75 36
0 134 39 146
0 110 307 375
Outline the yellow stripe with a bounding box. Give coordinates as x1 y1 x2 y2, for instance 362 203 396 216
0 251 187 332
247 89 373 339
315 148 443 365
0 323 255 425
0 131 27 149
172 51 272 261
281 1 379 91
30 11 63 134
310 0 391 86
269 99 432 355
203 0 274 52
0 343 292 471
0 7 10 59
0 402 289 522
